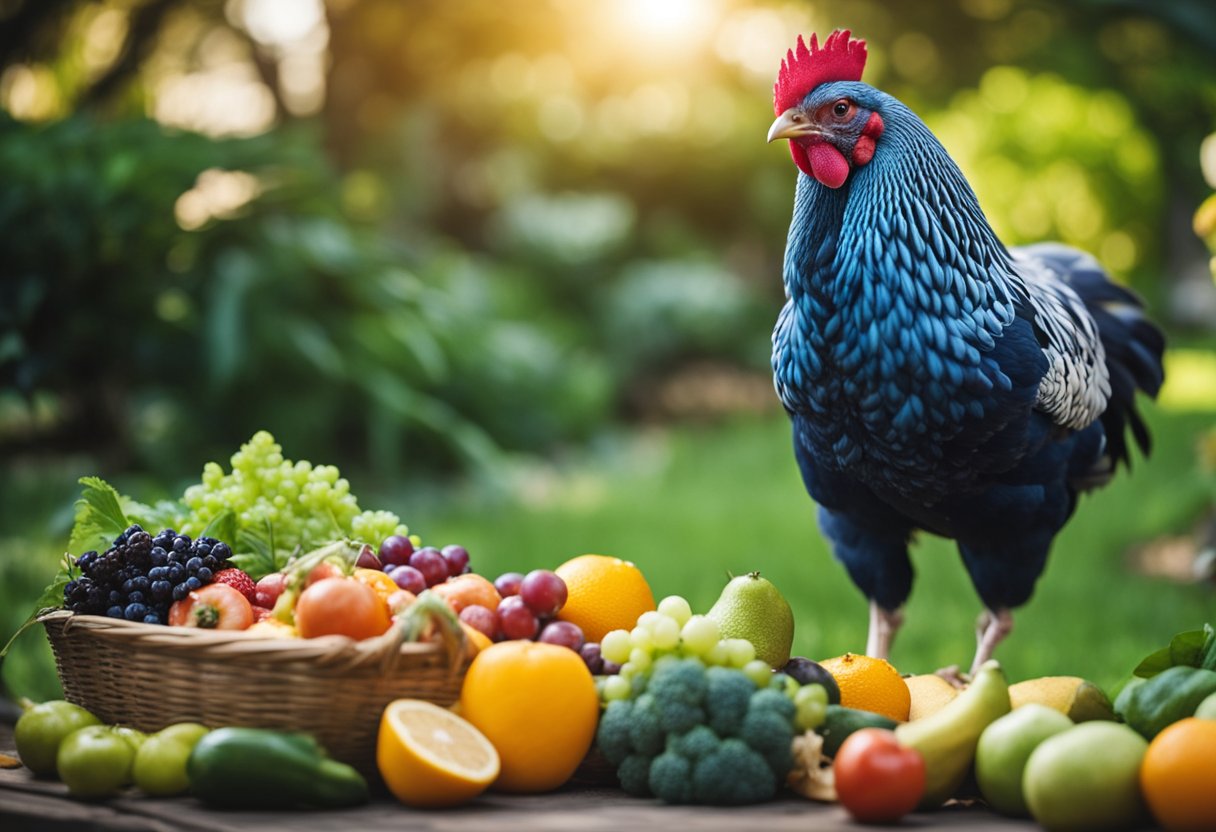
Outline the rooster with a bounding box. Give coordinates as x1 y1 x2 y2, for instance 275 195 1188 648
766 31 1165 674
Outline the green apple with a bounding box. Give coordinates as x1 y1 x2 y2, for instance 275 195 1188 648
1023 722 1149 831
14 701 101 777
976 704 1073 816
1195 691 1216 721
57 726 136 798
133 723 210 796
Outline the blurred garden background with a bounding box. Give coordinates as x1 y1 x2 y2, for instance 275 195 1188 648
2 0 1216 700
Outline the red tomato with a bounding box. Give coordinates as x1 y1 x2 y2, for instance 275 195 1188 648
833 728 925 823
167 583 255 630
294 577 391 640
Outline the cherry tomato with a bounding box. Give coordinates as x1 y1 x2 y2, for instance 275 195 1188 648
833 728 925 823
294 577 390 640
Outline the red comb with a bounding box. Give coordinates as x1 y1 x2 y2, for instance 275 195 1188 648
773 30 868 115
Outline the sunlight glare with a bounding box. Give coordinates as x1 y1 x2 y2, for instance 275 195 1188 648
620 0 713 42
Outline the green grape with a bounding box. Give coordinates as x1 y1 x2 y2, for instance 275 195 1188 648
656 595 692 625
794 683 828 709
636 611 665 631
176 432 410 567
680 616 720 656
724 638 756 668
742 659 773 689
603 675 632 702
650 616 681 651
629 625 654 653
784 675 800 698
628 647 653 673
704 641 730 667
795 699 827 731
602 629 632 664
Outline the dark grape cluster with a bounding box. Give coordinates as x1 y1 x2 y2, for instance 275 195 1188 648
64 525 233 625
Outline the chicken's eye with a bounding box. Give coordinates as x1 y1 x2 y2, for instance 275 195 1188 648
833 100 851 118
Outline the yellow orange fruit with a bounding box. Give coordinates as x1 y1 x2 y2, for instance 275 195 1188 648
459 640 598 792
294 577 390 641
431 573 502 615
1140 717 1216 831
819 653 911 722
554 554 655 643
905 673 959 720
377 699 500 808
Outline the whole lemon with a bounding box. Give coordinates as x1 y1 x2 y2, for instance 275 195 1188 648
459 640 598 792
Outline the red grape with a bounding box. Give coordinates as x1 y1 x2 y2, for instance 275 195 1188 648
441 545 470 575
497 596 539 640
579 642 604 673
459 604 499 640
494 572 524 598
409 547 450 587
253 573 286 609
388 565 426 595
355 545 382 571
519 569 567 617
539 620 585 652
379 535 415 567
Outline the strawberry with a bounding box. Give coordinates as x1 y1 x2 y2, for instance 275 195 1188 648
213 567 257 604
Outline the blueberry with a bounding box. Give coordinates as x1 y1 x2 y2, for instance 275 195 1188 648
151 580 172 599
168 565 185 582
122 578 136 594
123 603 147 621
202 555 218 570
172 536 190 552
149 566 167 580
127 591 146 604
196 567 213 583
106 605 125 618
132 576 150 592
185 577 202 591
172 584 189 601
212 543 232 560
108 590 123 604
150 547 168 567
142 612 162 625
195 543 212 557
186 557 203 572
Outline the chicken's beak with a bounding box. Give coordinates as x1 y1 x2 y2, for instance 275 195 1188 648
767 108 822 143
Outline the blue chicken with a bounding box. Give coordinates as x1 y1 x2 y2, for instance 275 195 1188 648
766 31 1165 674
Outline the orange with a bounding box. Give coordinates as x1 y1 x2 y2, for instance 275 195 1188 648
1140 717 1216 831
459 640 598 792
377 699 500 808
554 554 655 643
354 567 400 603
294 577 391 641
819 653 911 722
431 573 502 615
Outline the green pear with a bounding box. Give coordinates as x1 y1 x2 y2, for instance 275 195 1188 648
1023 722 1149 831
706 572 794 668
976 704 1073 816
133 723 210 796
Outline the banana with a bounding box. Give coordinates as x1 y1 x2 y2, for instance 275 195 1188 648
894 660 1011 808
1009 676 1115 722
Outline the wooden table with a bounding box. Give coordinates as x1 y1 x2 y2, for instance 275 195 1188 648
0 722 1033 831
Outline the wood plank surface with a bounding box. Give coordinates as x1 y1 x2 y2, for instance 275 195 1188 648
0 721 1035 831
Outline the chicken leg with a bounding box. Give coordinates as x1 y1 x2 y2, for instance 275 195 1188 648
865 601 904 659
970 607 1013 675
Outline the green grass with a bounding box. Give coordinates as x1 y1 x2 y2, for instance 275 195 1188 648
2 404 1213 701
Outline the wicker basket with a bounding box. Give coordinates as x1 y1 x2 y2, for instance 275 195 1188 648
40 610 469 777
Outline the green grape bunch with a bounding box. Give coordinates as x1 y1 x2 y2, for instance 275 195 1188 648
174 431 409 577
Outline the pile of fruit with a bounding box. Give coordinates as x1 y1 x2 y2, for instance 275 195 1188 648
11 433 1216 829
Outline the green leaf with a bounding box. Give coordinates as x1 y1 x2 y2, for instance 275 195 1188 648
68 476 130 553
201 509 237 546
1133 647 1173 678
1133 624 1216 677
1201 624 1216 671
1169 628 1208 668
1 555 74 662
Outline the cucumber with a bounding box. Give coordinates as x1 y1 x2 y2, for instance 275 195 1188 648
817 705 899 757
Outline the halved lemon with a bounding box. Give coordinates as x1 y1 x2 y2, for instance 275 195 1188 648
377 699 500 807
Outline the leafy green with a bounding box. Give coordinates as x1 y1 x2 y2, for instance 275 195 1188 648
0 554 74 661
67 476 130 553
1132 624 1216 677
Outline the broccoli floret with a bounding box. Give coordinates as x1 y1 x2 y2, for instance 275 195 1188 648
618 753 654 797
629 693 665 757
667 724 720 762
691 737 779 805
705 666 756 737
648 751 694 804
596 699 635 766
648 658 709 734
741 707 794 779
749 687 796 721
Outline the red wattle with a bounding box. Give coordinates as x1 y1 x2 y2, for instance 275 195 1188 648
809 143 850 189
789 141 814 179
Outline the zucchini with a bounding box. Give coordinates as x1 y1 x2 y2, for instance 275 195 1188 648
816 704 899 757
